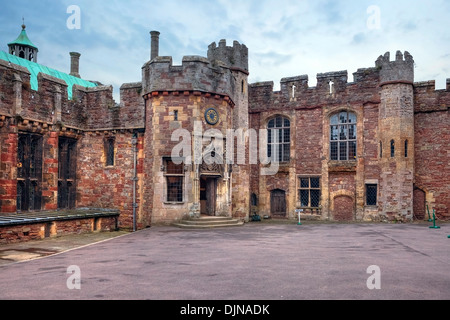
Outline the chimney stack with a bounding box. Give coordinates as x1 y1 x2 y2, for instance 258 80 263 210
150 31 160 60
69 52 81 78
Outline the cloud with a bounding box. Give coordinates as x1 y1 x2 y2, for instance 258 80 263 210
1 0 449 100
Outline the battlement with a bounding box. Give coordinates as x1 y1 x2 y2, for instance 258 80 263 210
376 51 415 84
207 39 248 72
142 53 240 100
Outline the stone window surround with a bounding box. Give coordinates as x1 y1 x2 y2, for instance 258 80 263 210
162 156 185 204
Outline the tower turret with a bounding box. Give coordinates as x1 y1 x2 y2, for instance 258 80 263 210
377 51 415 221
207 39 249 129
8 23 38 62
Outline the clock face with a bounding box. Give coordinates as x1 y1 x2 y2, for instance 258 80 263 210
205 108 219 125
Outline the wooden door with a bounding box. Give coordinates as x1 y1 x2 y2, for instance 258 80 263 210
271 189 286 217
413 187 426 220
205 178 217 216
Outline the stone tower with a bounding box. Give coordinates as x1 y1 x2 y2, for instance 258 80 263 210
207 40 250 221
376 51 415 221
207 39 249 130
140 32 251 223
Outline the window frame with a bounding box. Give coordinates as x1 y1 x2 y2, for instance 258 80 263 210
267 116 291 163
330 111 357 161
365 184 378 206
298 176 321 208
163 157 184 203
104 137 115 167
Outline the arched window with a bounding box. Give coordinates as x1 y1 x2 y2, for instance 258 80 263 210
268 116 290 162
330 111 357 161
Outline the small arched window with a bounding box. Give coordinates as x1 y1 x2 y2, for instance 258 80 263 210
268 116 290 162
330 111 357 161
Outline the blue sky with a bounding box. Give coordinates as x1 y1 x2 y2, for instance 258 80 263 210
1 0 449 102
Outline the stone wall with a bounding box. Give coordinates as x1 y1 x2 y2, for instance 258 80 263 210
414 81 450 218
0 216 118 244
77 131 145 229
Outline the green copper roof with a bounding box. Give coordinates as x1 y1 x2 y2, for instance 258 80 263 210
0 51 98 99
8 26 38 50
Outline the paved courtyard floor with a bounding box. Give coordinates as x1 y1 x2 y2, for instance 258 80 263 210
0 221 449 301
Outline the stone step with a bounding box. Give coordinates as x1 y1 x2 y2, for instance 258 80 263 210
173 216 244 229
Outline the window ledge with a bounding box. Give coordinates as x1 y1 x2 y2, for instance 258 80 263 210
164 202 185 205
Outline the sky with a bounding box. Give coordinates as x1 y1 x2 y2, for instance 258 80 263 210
1 0 449 102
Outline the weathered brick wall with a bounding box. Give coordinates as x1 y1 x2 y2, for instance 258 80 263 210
295 107 323 174
76 132 144 229
414 109 450 218
248 65 381 221
0 127 17 213
42 131 58 210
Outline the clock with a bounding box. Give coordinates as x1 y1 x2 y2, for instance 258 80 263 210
205 108 219 125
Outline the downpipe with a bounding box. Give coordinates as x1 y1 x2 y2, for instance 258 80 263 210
132 133 138 232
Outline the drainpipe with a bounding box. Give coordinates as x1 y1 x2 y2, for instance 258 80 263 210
131 133 138 232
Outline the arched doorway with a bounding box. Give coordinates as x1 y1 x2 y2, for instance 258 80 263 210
271 189 286 217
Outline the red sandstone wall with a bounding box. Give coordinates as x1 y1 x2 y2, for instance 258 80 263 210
0 130 17 213
77 132 145 229
414 110 450 218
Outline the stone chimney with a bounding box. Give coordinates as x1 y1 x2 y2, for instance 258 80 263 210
150 31 160 60
69 52 81 78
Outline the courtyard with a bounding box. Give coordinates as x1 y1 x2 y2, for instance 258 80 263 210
0 220 449 302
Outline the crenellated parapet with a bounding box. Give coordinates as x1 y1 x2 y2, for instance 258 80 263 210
142 54 241 103
249 65 381 111
376 51 414 85
207 39 248 72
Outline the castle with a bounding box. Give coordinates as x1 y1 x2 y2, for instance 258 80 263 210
0 26 449 242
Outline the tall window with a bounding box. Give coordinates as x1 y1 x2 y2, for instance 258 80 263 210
330 111 357 161
17 133 43 211
299 177 321 208
164 158 184 202
391 140 395 158
268 117 290 162
404 140 408 158
379 141 383 159
105 137 115 167
58 137 77 209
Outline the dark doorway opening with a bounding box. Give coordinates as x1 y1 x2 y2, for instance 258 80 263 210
271 189 286 217
200 176 217 216
17 133 43 212
58 137 77 209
